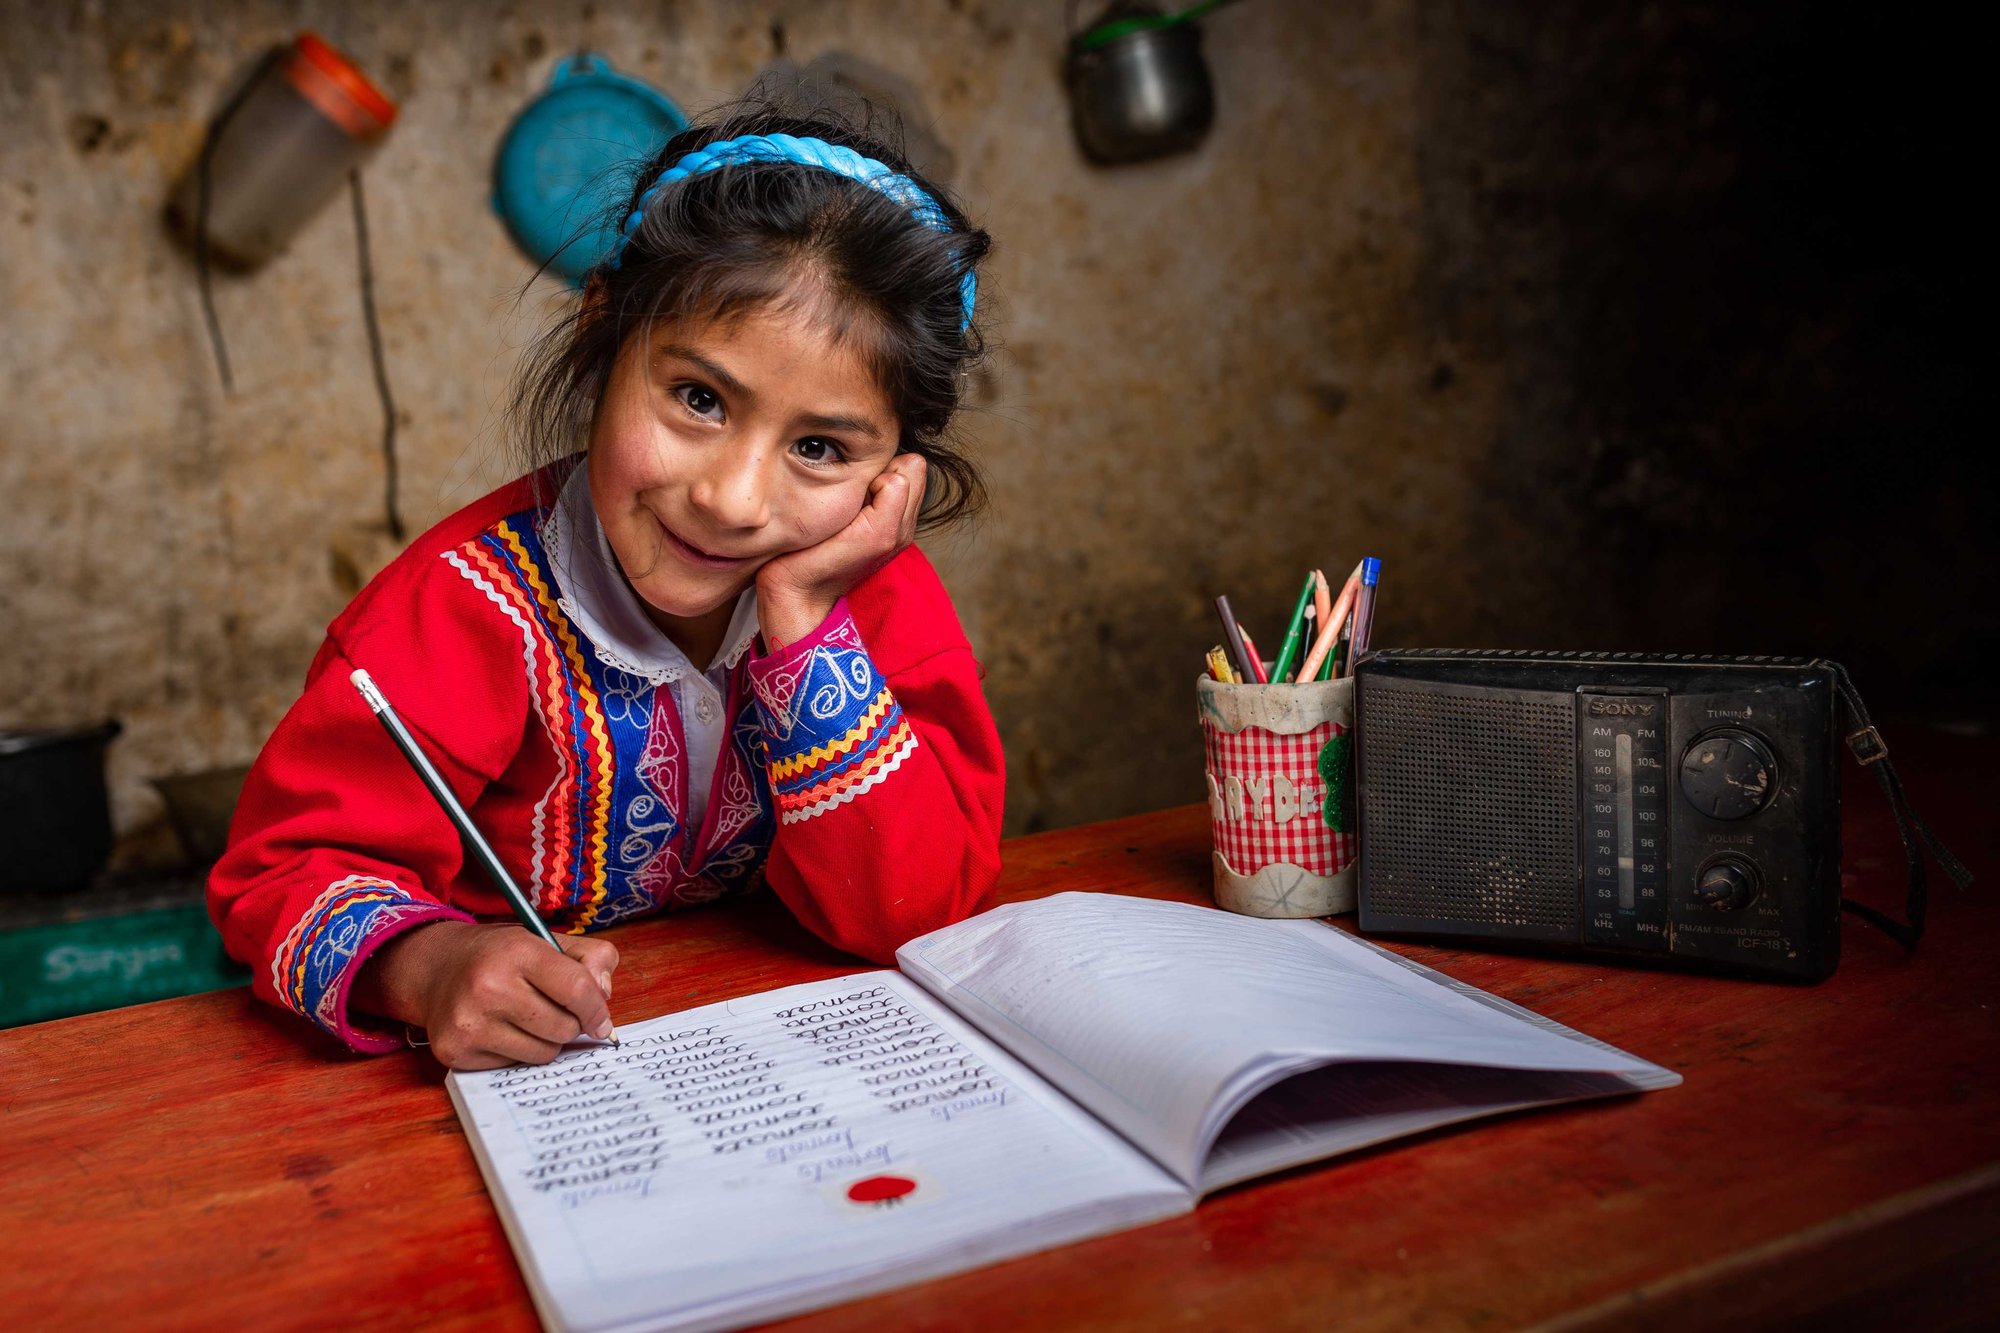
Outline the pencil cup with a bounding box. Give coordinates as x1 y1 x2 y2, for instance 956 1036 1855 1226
1197 674 1357 917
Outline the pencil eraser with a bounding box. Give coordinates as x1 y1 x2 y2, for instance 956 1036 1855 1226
1361 557 1382 585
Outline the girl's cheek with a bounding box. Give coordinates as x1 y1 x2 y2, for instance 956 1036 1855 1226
772 482 861 551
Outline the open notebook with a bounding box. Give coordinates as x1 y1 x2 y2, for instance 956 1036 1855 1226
448 893 1680 1333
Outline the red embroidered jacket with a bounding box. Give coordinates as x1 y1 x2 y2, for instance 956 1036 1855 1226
207 468 1005 1054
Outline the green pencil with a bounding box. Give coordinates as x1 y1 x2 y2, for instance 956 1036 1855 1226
1269 572 1319 684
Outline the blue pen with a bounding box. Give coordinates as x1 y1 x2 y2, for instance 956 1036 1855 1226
1345 558 1382 674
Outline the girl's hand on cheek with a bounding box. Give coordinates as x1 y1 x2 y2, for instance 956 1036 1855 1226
757 454 926 650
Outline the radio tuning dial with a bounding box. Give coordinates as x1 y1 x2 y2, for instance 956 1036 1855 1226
1694 857 1759 912
1679 729 1777 820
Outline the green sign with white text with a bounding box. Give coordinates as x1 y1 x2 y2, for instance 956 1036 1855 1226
0 903 247 1028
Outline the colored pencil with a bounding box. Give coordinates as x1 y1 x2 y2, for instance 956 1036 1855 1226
1213 595 1256 684
1269 572 1319 683
1297 561 1363 683
1236 624 1271 684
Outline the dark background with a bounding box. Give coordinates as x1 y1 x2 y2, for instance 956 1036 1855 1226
1413 0 1991 721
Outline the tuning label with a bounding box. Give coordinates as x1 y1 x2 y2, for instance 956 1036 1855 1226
1578 692 1669 951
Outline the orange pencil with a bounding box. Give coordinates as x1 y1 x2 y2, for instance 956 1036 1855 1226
1297 561 1363 682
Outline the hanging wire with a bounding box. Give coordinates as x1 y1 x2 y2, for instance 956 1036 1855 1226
349 168 404 541
195 48 281 393
190 47 404 539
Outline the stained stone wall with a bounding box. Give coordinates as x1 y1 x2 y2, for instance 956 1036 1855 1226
1 0 1986 864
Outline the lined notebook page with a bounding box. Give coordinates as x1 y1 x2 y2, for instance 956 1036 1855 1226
898 893 1678 1187
448 970 1184 1333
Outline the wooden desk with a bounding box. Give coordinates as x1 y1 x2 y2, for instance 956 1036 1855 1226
4 733 1994 1331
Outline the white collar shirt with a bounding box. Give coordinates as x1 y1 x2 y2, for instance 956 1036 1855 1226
541 465 761 824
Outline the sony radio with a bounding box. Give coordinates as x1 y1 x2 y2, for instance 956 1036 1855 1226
1352 650 1968 981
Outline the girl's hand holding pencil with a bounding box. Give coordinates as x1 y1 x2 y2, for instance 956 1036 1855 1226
352 921 620 1071
349 667 622 1069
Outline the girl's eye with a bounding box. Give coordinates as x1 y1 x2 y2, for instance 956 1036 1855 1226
675 384 723 422
792 437 847 467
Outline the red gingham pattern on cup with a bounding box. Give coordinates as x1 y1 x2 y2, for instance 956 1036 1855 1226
1203 720 1355 877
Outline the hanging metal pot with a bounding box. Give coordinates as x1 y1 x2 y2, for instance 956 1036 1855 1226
1065 1 1230 164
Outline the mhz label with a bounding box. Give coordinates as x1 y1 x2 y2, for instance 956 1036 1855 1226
1578 693 1669 952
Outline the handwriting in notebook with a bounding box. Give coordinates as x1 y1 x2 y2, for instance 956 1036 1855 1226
476 984 1015 1217
774 984 1003 1115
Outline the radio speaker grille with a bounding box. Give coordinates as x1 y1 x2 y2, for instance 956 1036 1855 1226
1360 681 1577 937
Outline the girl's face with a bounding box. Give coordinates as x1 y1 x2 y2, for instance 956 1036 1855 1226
586 299 901 647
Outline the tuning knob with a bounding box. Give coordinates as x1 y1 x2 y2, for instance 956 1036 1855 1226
1680 729 1777 820
1693 857 1759 912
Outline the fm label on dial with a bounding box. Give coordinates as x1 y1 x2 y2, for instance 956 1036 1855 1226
1680 730 1776 820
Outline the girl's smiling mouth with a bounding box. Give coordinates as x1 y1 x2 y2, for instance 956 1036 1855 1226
656 515 756 570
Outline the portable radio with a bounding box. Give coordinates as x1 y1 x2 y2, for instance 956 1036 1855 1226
1353 651 1862 981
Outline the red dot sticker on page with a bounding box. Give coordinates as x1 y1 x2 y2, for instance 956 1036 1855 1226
845 1174 919 1206
825 1165 942 1215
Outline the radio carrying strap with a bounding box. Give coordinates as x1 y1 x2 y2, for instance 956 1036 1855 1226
1826 661 1974 950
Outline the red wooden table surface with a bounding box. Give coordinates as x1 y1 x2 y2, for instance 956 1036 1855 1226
2 733 1994 1331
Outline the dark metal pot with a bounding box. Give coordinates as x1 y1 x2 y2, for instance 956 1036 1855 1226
1067 10 1216 164
0 721 122 892
151 763 252 867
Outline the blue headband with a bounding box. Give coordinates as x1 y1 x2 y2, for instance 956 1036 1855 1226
608 133 977 331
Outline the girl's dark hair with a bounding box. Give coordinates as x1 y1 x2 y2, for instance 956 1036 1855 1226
511 101 992 530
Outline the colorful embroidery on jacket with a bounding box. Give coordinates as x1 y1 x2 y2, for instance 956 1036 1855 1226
443 508 773 927
272 875 447 1037
751 611 920 825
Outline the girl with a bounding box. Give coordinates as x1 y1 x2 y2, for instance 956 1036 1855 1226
208 108 1005 1070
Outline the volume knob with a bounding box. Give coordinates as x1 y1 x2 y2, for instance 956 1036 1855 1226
1680 729 1777 820
1694 857 1759 912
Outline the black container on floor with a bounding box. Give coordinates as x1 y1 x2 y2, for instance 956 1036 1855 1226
0 721 122 892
